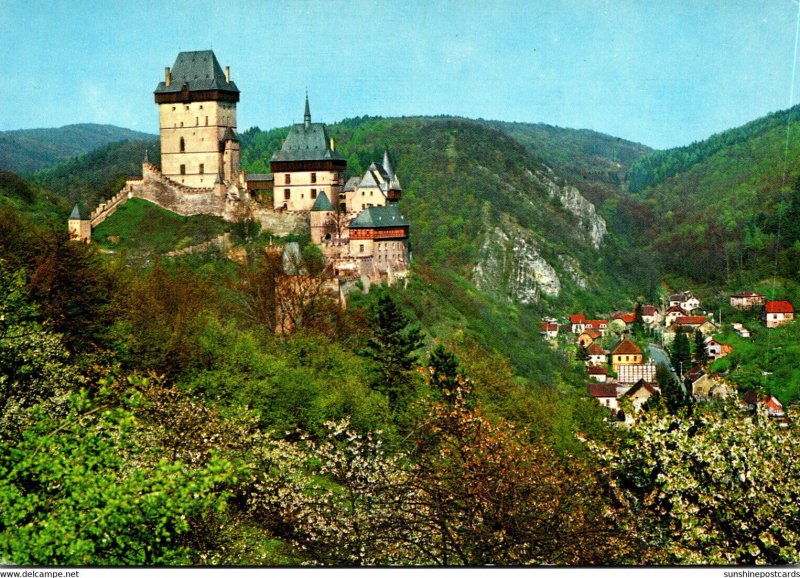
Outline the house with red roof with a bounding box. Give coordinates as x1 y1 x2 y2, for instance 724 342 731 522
763 300 794 328
578 328 602 347
664 305 688 327
610 338 643 373
587 383 619 412
588 365 609 382
586 342 607 366
539 321 559 340
640 304 661 326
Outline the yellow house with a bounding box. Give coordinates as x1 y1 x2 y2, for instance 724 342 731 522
611 338 643 373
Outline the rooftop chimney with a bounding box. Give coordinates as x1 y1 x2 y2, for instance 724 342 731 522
225 66 230 83
165 67 171 87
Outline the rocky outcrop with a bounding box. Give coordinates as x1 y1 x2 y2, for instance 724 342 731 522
529 167 607 249
473 215 560 304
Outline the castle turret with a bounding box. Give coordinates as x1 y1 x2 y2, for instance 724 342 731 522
270 96 347 211
68 202 91 243
154 50 239 188
309 191 336 244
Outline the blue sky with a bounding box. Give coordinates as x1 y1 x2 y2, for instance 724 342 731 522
1 0 799 149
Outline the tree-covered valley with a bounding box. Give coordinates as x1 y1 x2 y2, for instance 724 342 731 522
2 111 800 566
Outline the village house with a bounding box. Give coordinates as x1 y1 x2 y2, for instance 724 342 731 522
674 315 716 334
539 321 559 340
730 291 765 309
578 328 602 348
690 370 734 400
587 383 619 412
731 322 751 338
742 389 786 421
569 314 587 334
763 300 794 328
623 379 659 413
669 291 700 312
705 338 732 361
664 305 688 326
612 312 636 327
588 365 608 382
640 304 661 326
586 342 607 366
610 337 643 373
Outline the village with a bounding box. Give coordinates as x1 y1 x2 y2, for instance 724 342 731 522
541 289 795 424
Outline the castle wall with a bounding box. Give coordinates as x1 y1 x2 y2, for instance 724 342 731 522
159 100 237 187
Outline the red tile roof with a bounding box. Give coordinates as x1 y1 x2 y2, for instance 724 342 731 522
588 365 608 374
587 342 605 355
641 305 657 316
585 319 609 329
675 316 708 325
613 313 636 323
765 300 794 314
666 305 688 314
581 328 602 340
570 314 587 324
587 383 617 398
612 338 643 356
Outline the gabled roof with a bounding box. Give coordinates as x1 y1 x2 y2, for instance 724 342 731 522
69 202 89 220
570 314 587 324
613 313 636 324
765 300 794 314
581 328 602 340
587 342 605 355
349 205 409 229
155 50 239 95
669 291 695 303
742 389 760 405
641 305 657 316
624 379 657 398
666 305 688 314
612 338 643 356
587 383 618 398
342 176 361 192
310 191 334 212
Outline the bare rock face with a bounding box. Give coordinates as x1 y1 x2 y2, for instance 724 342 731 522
473 215 560 304
529 167 607 249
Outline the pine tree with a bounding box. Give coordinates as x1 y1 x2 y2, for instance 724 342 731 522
632 302 645 337
693 329 708 366
670 330 692 378
363 292 424 410
656 362 690 414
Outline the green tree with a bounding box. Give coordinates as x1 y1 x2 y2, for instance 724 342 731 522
632 302 645 337
655 362 690 414
362 292 423 410
426 343 465 404
669 330 691 377
0 390 237 565
693 329 708 365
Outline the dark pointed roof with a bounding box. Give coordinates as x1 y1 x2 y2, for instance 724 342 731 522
155 50 239 95
271 97 345 163
69 202 89 220
222 126 239 142
382 150 394 178
310 191 334 212
349 205 409 229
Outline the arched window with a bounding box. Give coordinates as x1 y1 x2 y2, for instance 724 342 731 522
179 137 185 152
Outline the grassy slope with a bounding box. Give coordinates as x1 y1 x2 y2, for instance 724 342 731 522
93 197 227 253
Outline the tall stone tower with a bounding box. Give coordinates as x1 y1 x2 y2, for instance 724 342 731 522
154 50 240 188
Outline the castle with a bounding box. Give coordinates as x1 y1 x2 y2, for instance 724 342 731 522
69 50 409 282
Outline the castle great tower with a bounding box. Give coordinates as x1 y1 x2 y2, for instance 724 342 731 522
154 50 240 188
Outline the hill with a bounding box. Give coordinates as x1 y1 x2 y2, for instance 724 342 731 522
0 123 156 174
621 104 800 285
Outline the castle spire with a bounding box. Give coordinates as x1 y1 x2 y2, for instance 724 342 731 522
304 92 311 129
382 149 394 178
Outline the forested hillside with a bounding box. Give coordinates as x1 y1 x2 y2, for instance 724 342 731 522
621 104 800 285
0 123 155 174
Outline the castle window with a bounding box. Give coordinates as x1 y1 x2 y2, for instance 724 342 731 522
199 164 204 174
196 117 199 126
311 189 317 199
284 189 290 200
179 137 185 152
311 172 317 183
180 121 184 127
180 164 186 175
285 174 291 185
205 116 208 126
199 105 203 110
185 105 190 111
359 244 364 253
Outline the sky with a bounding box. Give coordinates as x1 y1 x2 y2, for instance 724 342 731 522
2 0 799 149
